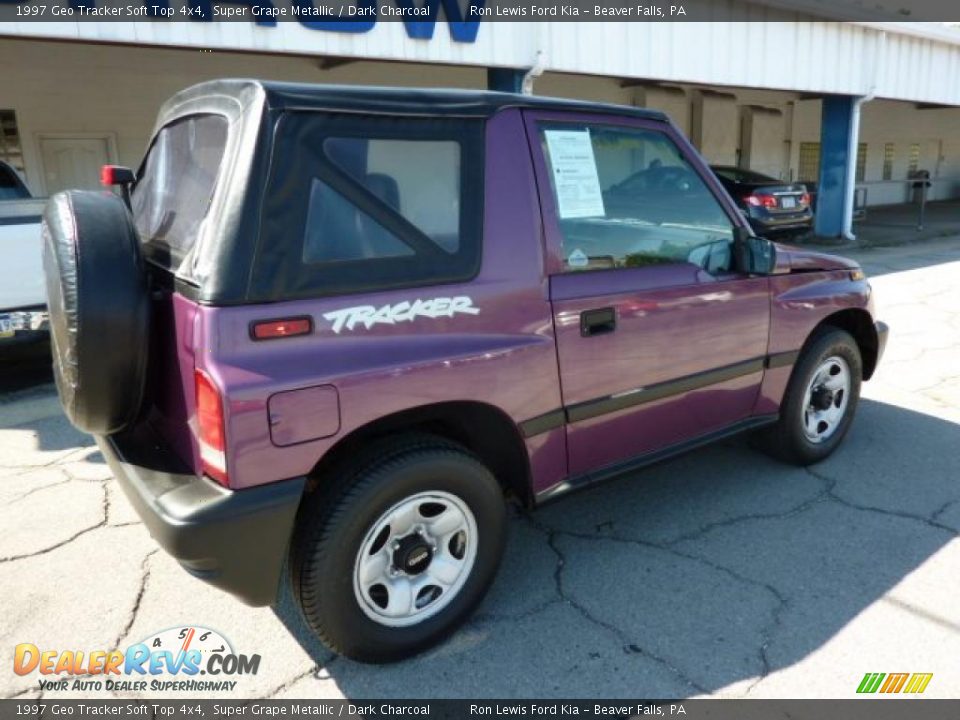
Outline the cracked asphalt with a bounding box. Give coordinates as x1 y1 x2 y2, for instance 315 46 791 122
2 238 959 700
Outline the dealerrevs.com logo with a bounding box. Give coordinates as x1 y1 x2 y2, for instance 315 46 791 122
14 626 260 693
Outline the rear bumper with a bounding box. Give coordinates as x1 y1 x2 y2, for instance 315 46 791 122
96 426 305 606
743 207 813 235
750 219 813 234
0 305 48 344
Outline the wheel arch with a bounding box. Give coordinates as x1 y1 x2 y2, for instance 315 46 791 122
811 308 880 379
305 401 534 507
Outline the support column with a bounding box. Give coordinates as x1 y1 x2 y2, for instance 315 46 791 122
487 68 525 94
814 95 857 238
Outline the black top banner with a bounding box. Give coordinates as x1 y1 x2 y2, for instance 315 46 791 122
0 0 959 22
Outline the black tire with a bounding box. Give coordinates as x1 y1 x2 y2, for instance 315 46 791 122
291 434 506 663
758 327 862 465
42 190 150 435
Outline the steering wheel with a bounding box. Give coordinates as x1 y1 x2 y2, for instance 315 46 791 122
654 166 697 192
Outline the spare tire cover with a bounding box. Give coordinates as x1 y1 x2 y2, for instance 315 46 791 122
42 190 150 435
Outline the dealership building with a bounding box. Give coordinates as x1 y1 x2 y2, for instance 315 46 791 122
2 8 960 238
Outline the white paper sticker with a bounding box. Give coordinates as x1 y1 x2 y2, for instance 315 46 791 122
568 248 589 268
544 130 606 219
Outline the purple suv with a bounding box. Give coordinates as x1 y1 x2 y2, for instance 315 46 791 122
42 80 887 663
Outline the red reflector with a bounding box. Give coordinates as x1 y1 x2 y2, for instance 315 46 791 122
195 369 228 486
252 317 312 340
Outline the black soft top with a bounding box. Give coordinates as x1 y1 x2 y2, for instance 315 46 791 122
156 78 670 127
148 79 671 305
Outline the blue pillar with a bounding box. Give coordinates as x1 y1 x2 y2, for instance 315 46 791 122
814 96 857 238
487 68 525 94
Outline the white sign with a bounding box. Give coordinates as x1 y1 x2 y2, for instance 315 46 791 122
544 130 606 219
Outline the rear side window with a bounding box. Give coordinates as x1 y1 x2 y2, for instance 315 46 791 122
303 179 416 264
131 114 228 270
255 113 483 300
305 137 462 263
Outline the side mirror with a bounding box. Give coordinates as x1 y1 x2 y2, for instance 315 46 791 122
733 227 776 275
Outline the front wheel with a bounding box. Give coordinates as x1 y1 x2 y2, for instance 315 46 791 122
291 436 506 663
758 327 863 466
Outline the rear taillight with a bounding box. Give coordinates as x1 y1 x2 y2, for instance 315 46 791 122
195 369 228 486
800 192 812 207
743 193 778 209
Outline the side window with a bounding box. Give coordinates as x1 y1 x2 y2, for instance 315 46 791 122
319 137 462 256
303 179 415 264
539 123 734 274
257 114 482 300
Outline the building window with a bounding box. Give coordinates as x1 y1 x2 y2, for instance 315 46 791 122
882 143 895 181
0 110 24 176
908 143 920 175
855 143 868 183
798 142 820 183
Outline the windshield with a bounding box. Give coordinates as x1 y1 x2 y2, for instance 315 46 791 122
131 114 228 272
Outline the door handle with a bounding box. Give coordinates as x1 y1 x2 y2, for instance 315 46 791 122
580 307 617 337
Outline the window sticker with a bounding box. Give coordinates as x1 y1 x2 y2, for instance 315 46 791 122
567 248 589 268
544 130 606 219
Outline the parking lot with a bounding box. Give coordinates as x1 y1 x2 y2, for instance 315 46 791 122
2 238 959 701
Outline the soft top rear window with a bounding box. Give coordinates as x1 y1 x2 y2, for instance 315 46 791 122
131 114 228 272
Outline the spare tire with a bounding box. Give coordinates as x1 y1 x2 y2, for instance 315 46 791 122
42 190 150 436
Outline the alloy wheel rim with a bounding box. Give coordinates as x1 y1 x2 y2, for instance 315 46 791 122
801 355 851 444
353 491 478 628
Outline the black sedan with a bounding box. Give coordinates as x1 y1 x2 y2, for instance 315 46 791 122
711 166 813 237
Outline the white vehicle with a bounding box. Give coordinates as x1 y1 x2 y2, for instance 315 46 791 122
0 161 46 343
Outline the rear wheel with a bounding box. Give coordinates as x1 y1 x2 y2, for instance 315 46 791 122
353 490 478 628
758 327 862 465
291 435 506 663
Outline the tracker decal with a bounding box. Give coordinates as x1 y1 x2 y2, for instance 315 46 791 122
323 296 480 334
